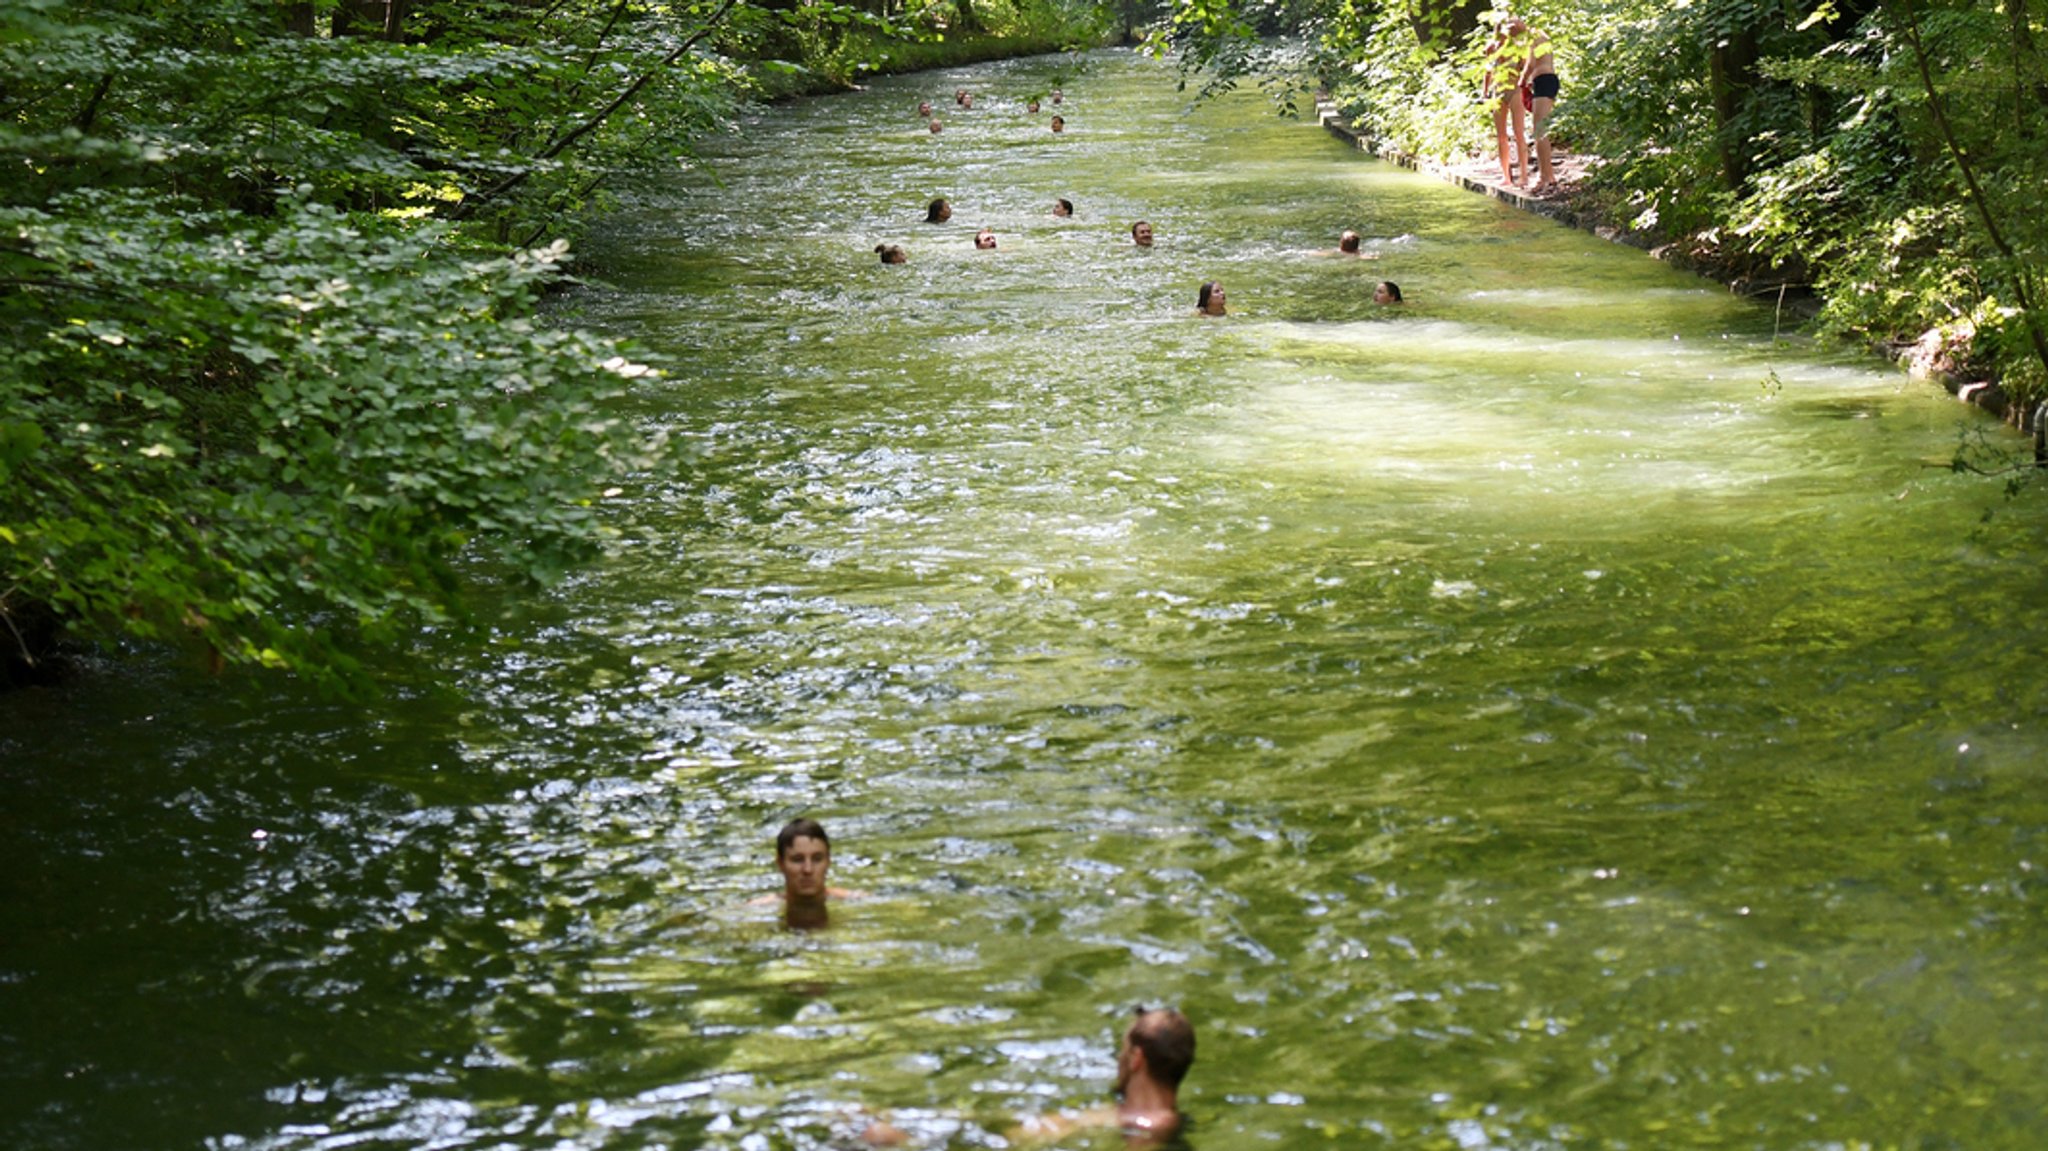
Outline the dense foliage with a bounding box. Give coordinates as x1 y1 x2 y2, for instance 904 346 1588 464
0 0 1106 691
1153 0 2048 415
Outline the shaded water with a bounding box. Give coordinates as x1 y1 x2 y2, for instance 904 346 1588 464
5 49 2048 1151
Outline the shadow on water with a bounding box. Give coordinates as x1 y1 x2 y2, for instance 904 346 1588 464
6 47 2048 1151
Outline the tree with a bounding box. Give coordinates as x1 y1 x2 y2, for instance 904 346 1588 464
0 0 744 690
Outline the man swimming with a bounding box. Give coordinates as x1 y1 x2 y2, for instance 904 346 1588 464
1130 220 1153 247
1009 1007 1196 1146
756 817 857 929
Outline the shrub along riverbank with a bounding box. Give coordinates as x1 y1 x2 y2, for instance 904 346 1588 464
0 0 1113 691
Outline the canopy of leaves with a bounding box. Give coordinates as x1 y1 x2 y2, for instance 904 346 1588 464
0 0 758 690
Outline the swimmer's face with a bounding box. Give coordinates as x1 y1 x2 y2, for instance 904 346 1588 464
1053 199 1072 218
1114 1019 1140 1094
1131 222 1153 247
1373 283 1398 305
929 119 942 134
1028 100 1040 113
1201 284 1225 315
777 835 831 901
974 229 996 250
919 102 932 116
1050 116 1064 133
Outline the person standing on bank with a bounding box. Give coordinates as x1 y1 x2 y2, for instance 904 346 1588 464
1510 16 1560 194
1481 21 1528 187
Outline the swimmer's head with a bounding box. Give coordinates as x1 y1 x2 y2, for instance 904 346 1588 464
776 817 832 906
1130 220 1153 247
974 228 997 250
1049 115 1064 133
1339 230 1361 253
875 243 907 264
776 817 830 862
1119 1007 1196 1092
926 197 952 223
928 118 942 134
1197 280 1225 315
1053 197 1074 218
1374 280 1403 304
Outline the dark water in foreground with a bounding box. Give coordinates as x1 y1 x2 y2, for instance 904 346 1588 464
5 48 2048 1151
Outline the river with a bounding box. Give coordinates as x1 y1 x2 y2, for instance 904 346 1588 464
3 47 2047 1151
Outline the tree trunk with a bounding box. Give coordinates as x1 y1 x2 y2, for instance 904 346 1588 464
1403 0 1485 56
1709 27 1759 190
333 1 406 41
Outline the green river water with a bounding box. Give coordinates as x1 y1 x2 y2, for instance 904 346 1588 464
5 48 2048 1151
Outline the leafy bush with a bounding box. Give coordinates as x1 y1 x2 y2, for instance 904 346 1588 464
0 188 657 690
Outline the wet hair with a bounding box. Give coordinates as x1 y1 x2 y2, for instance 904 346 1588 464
1377 280 1403 302
1339 230 1361 253
875 244 907 264
776 817 829 860
925 198 950 223
1054 198 1074 217
1197 281 1222 311
1129 1007 1196 1088
1049 115 1064 131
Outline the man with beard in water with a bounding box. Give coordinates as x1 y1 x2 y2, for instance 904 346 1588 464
864 1006 1197 1146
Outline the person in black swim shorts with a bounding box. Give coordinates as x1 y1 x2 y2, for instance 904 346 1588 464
1508 17 1560 194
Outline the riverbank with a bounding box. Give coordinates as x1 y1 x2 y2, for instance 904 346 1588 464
1316 101 2042 442
1315 100 1806 313
754 32 1100 100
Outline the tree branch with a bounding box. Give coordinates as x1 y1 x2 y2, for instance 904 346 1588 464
449 0 741 223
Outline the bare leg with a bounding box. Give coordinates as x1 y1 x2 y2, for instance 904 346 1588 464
1531 96 1556 190
1492 98 1515 185
1508 101 1528 187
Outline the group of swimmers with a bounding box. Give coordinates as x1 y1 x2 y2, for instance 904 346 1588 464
918 85 1064 135
878 179 1406 315
760 817 1197 1147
